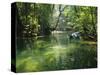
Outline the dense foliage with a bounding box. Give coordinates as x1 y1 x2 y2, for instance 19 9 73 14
15 2 97 41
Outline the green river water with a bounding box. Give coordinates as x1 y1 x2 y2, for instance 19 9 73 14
16 32 97 72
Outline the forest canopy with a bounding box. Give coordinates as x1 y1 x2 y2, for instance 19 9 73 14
15 2 97 41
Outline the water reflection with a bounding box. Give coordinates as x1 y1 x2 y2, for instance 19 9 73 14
16 32 97 72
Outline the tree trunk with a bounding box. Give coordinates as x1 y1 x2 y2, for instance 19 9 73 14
54 5 66 30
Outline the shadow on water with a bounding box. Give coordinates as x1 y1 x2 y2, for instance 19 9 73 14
16 32 97 72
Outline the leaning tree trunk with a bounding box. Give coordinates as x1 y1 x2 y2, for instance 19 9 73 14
54 5 67 30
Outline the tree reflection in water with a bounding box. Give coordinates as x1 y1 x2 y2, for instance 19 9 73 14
16 32 97 72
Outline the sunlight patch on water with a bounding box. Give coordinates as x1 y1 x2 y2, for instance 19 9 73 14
52 30 68 35
49 45 67 61
16 56 42 72
51 45 66 50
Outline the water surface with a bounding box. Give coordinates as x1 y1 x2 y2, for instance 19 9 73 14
16 32 97 72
